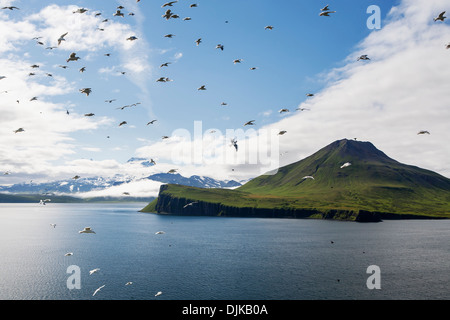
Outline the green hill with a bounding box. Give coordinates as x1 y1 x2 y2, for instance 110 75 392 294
141 139 450 221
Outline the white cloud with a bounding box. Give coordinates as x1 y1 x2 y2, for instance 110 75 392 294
72 178 163 198
0 3 151 183
133 0 450 181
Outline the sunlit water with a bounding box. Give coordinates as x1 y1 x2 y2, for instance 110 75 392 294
0 203 449 300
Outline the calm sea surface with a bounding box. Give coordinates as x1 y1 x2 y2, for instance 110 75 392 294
0 203 449 300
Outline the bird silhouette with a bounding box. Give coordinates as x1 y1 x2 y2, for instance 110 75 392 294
58 32 68 45
319 11 336 16
434 11 446 22
79 88 91 96
67 52 80 62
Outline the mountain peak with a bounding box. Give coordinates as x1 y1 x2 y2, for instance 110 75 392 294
322 139 396 164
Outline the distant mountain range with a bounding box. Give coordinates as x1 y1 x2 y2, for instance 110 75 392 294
142 139 450 221
0 160 242 198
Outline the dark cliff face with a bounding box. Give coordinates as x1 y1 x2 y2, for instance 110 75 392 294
152 185 383 222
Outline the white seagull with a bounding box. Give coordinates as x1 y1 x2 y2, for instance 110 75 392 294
79 227 96 234
93 285 105 296
434 11 446 22
340 162 352 168
89 268 100 275
302 176 315 180
183 202 198 208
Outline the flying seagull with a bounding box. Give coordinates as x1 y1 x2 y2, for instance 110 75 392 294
79 88 91 96
14 128 25 133
162 135 169 139
164 34 175 38
244 120 255 126
434 11 446 22
279 108 289 113
183 202 198 208
105 99 116 103
190 4 198 8
84 113 95 117
216 44 224 50
73 8 88 14
249 67 258 70
162 1 178 7
231 138 238 151
58 32 68 45
160 62 171 68
156 77 172 82
127 36 138 41
155 231 165 234
195 38 202 46
65 252 73 256
302 176 315 180
89 268 100 275
264 25 274 30
1 6 20 10
340 162 352 168
197 85 206 90
168 169 177 174
147 120 157 125
183 17 192 21
278 130 287 135
72 175 80 179
93 285 105 296
50 224 56 228
119 121 127 126
162 9 174 20
67 52 80 62
321 5 330 11
113 10 124 17
319 11 336 16
40 199 51 205
357 54 370 61
233 59 243 64
417 130 430 135
79 227 96 234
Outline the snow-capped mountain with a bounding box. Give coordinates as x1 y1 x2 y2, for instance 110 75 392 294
0 173 242 196
146 173 242 188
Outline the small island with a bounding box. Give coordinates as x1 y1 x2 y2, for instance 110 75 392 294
141 139 450 222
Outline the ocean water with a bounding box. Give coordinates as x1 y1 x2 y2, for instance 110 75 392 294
0 203 449 300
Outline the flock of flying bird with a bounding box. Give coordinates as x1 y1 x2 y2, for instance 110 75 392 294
1 1 448 300
3 3 445 168
56 223 164 297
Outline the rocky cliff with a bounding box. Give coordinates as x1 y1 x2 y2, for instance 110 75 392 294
141 185 387 222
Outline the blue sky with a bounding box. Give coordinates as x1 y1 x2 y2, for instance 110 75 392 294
1 0 449 197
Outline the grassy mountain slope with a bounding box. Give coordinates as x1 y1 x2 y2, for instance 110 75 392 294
142 139 450 219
